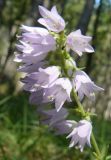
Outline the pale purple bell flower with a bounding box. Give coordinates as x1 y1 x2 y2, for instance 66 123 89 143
73 70 104 101
20 25 49 35
37 107 68 126
20 25 56 54
16 31 56 58
67 120 92 152
38 6 65 33
29 89 44 105
17 61 46 73
21 66 61 92
14 51 48 65
21 76 38 92
53 120 77 135
14 26 56 71
66 29 94 56
43 78 72 112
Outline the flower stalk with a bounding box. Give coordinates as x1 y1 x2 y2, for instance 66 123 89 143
15 5 104 159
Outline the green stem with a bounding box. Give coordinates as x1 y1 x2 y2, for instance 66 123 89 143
56 30 101 159
91 133 101 159
72 90 101 159
72 90 85 116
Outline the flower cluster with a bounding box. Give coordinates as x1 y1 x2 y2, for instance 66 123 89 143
15 6 104 152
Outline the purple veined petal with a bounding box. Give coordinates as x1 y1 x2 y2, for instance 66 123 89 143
73 70 104 101
38 5 51 18
69 29 92 42
43 78 72 111
15 25 56 67
21 33 44 44
17 36 56 55
51 6 59 15
55 93 67 112
21 25 49 35
66 29 94 56
21 34 56 47
38 5 65 33
91 82 104 91
21 66 61 94
16 43 33 54
53 78 72 98
16 52 48 64
38 18 61 33
18 61 46 73
75 70 91 83
38 66 61 84
29 66 61 88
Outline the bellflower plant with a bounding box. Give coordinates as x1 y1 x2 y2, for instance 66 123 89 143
15 5 105 159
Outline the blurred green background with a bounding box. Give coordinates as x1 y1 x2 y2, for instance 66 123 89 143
0 0 111 159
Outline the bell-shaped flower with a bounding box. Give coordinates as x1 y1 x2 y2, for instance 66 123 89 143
29 89 44 105
66 29 94 56
16 25 56 55
38 6 65 33
38 107 68 126
67 120 92 152
21 66 61 92
15 34 56 62
21 25 49 35
73 70 104 101
43 78 72 112
14 26 56 73
53 120 77 135
17 61 46 73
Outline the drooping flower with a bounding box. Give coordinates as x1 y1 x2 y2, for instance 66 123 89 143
67 120 92 152
29 89 44 105
53 120 77 135
14 26 56 73
20 25 49 34
43 78 72 112
38 6 65 33
73 70 104 101
21 66 61 92
66 29 94 56
37 107 68 126
17 61 46 73
16 26 56 55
